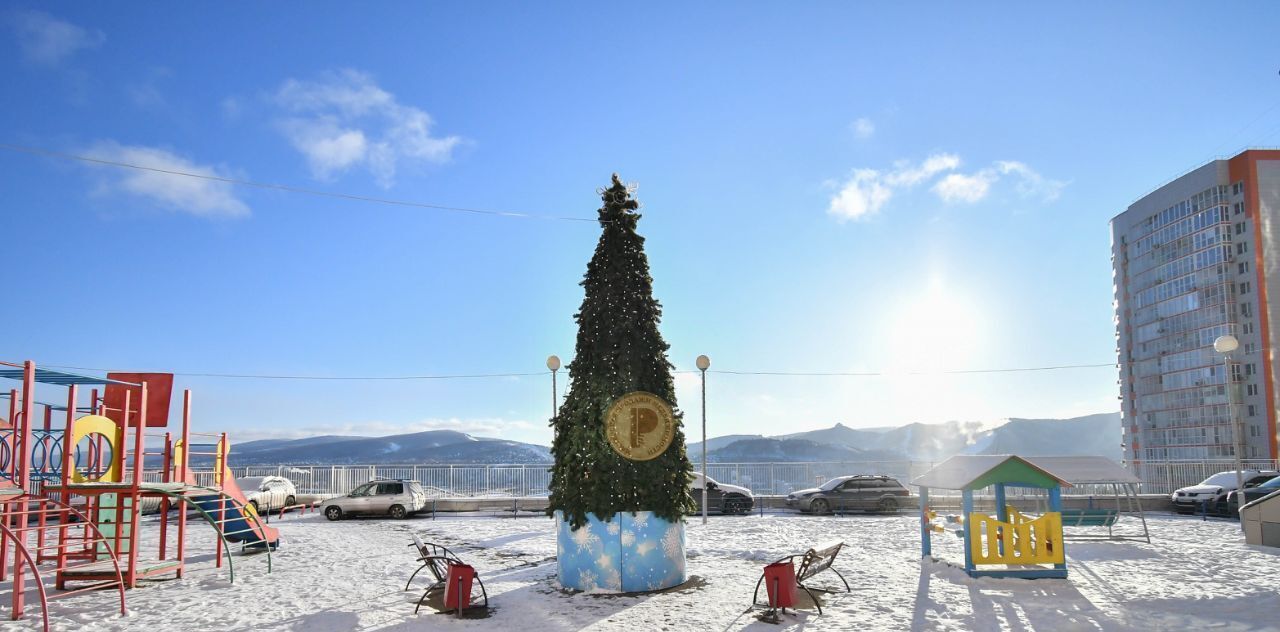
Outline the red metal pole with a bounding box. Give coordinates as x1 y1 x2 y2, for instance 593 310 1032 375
55 385 77 590
159 432 171 560
12 360 35 620
35 405 52 562
113 390 129 585
0 389 15 584
176 390 190 578
214 432 226 568
125 383 146 588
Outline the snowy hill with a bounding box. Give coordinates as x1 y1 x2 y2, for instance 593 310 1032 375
705 413 1121 462
686 434 765 456
223 412 1120 465
225 429 551 465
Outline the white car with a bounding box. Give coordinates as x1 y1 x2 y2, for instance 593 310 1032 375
690 472 755 514
240 475 297 513
1171 470 1280 514
323 479 428 520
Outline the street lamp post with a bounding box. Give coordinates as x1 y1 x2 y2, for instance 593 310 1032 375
696 355 710 525
547 355 561 420
1214 335 1246 515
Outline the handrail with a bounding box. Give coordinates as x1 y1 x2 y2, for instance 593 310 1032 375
0 519 50 632
146 484 275 581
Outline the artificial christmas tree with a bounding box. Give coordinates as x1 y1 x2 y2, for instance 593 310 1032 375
548 174 694 592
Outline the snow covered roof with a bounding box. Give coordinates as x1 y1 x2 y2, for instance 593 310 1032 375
1021 456 1141 485
911 454 1071 490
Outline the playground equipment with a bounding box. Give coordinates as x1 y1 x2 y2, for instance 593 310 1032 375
914 455 1070 579
1013 456 1149 543
0 359 277 628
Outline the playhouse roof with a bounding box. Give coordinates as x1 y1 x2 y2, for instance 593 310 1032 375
911 454 1073 490
1022 456 1141 485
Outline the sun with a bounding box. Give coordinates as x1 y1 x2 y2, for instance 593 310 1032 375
885 278 984 373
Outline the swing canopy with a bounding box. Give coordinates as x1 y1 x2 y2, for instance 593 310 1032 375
912 455 1072 492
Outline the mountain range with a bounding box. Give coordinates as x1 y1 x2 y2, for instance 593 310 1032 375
221 412 1121 466
225 430 550 465
688 412 1122 462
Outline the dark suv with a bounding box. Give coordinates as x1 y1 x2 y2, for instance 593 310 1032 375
786 475 911 514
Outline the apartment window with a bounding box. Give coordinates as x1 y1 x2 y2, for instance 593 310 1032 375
1242 302 1253 317
1239 261 1250 275
1233 182 1244 196
1245 342 1257 355
1240 281 1251 294
1234 202 1244 215
1237 242 1250 255
1235 222 1247 235
1248 404 1257 417
1247 383 1259 396
1243 321 1254 335
1246 363 1257 377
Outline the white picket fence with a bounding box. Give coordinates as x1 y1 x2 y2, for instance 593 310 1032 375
225 459 1280 499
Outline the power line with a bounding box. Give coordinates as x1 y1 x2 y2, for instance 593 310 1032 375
36 364 546 381
712 362 1115 376
25 362 1117 382
0 143 599 223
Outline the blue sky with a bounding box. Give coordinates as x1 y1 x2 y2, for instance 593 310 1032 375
3 3 1280 445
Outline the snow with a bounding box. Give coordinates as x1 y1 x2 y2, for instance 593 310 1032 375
1022 456 1142 485
2 512 1279 630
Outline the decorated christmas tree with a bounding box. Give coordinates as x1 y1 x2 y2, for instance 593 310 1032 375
548 174 695 530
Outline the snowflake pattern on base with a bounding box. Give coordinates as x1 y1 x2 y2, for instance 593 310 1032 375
554 510 686 594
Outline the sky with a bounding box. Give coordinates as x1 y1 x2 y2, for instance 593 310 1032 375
3 3 1280 446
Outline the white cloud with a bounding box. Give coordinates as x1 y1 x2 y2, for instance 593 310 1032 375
82 141 250 218
885 153 961 187
933 172 993 203
235 417 535 442
10 10 103 66
828 169 893 220
829 154 1065 219
850 117 875 140
827 153 960 221
995 160 1067 202
932 161 1066 205
272 69 462 187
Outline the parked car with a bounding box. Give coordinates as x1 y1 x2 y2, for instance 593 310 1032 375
323 479 427 520
240 476 297 513
1215 475 1280 516
786 474 911 514
1171 470 1279 514
689 472 754 515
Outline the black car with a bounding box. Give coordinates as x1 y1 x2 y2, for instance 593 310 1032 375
785 475 911 514
1214 475 1280 517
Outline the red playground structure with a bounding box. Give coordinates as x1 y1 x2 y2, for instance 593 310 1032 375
0 359 279 630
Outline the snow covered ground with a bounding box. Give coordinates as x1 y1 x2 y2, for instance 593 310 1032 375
2 511 1279 631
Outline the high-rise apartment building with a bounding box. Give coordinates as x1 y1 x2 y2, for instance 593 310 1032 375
1112 149 1280 470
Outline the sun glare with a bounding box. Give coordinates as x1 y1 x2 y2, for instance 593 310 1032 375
885 279 985 373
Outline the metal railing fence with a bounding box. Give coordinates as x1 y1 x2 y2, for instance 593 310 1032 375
221 459 1280 499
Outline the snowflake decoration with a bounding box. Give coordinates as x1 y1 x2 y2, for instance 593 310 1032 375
621 529 636 547
571 525 600 553
606 521 620 536
603 567 622 592
632 512 651 529
661 525 682 558
635 540 656 557
578 569 598 592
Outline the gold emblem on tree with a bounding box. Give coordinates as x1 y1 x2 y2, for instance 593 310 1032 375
605 391 676 461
